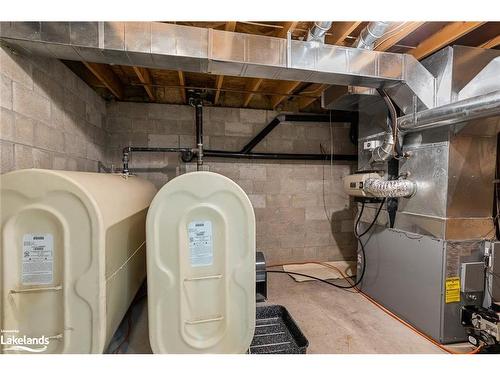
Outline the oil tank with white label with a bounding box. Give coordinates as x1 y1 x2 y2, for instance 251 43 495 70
0 169 157 353
146 171 256 353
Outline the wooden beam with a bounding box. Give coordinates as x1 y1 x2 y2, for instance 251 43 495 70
213 22 238 105
297 84 330 110
325 21 362 45
479 35 500 49
83 62 123 100
275 21 298 39
132 66 155 101
178 71 186 104
374 22 425 51
225 21 237 32
270 81 302 109
214 75 224 104
410 22 485 60
242 78 263 107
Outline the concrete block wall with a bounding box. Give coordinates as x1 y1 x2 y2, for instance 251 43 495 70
0 46 107 173
106 102 357 263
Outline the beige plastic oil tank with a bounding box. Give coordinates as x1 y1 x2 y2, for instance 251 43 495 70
147 171 256 353
0 169 157 353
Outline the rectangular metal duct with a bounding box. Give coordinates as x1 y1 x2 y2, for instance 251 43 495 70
0 21 435 112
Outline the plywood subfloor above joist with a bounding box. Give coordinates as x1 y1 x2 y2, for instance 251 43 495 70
61 21 499 111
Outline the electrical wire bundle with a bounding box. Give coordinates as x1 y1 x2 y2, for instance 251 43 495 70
267 198 386 290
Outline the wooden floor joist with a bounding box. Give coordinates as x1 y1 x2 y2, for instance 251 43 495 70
409 21 486 60
374 22 425 52
325 21 362 45
479 35 500 49
297 84 330 110
270 81 302 109
133 66 155 101
242 78 264 107
83 62 124 100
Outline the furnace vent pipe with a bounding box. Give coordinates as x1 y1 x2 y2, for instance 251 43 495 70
352 21 391 50
364 178 416 198
398 90 500 133
306 21 333 43
353 22 396 164
370 131 395 163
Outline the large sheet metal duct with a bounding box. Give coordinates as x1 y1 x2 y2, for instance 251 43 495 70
322 21 392 112
0 21 435 113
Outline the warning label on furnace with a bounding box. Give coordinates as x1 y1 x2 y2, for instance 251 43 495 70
188 221 213 267
22 234 54 285
445 277 461 303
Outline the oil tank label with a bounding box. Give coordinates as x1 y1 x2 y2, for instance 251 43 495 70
22 234 54 285
188 221 213 267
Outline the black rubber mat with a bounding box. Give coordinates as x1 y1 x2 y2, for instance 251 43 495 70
250 305 308 354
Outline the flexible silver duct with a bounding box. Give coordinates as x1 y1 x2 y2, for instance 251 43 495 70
306 21 333 43
364 178 417 198
352 21 392 50
398 89 500 133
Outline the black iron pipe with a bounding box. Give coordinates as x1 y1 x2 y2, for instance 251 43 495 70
240 111 356 154
195 103 203 145
283 112 354 123
203 150 357 161
123 146 192 153
240 117 282 154
194 103 204 170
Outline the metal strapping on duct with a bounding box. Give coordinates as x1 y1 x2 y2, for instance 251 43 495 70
363 178 417 198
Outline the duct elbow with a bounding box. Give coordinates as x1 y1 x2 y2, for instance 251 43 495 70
363 178 417 198
370 132 394 163
306 21 333 43
353 21 392 50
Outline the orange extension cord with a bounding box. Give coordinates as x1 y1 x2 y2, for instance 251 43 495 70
268 260 484 355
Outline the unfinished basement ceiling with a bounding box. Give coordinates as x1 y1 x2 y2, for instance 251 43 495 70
61 21 500 112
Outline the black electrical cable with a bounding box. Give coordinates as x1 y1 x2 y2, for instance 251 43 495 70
266 270 356 288
267 198 384 290
357 198 386 238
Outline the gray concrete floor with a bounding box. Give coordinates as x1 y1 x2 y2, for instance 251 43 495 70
110 273 475 354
